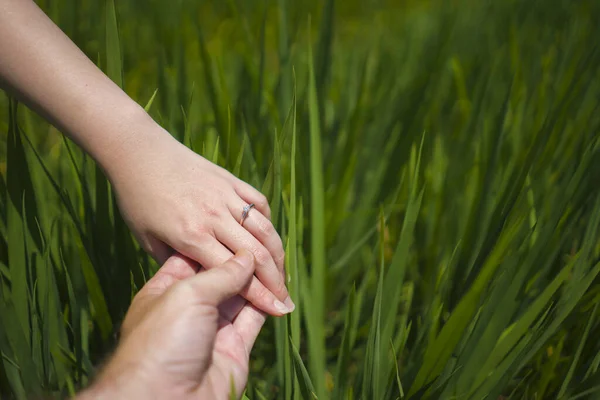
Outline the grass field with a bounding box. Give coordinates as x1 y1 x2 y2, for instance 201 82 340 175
2 0 600 398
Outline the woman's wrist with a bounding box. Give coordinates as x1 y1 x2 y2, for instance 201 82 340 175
86 100 175 184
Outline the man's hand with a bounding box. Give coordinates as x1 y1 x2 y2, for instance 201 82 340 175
79 250 267 400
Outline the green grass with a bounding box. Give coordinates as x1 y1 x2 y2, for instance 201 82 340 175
2 0 600 398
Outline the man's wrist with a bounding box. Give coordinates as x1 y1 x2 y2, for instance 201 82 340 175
76 353 154 400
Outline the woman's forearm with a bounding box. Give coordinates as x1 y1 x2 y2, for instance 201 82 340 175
0 0 161 177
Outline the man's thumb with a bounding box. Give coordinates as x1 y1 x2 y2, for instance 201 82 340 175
188 249 255 305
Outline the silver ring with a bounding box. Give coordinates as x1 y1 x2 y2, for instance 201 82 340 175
240 203 255 226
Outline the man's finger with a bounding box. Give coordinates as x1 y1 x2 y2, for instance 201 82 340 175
120 254 201 338
219 296 246 322
233 304 267 352
142 253 199 295
187 249 256 306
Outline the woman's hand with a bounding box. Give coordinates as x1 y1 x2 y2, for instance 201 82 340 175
0 0 294 317
107 124 294 316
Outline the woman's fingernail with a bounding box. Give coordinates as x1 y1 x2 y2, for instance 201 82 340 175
274 300 290 314
234 249 254 268
284 296 296 312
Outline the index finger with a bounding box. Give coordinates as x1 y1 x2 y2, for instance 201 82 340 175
186 250 256 306
142 254 200 296
233 304 267 352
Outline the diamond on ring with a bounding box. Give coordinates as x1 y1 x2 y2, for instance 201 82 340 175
240 203 255 226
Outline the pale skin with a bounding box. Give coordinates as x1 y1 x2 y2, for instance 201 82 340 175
0 0 295 315
78 250 267 399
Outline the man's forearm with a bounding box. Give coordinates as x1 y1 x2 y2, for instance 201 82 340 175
0 0 160 177
75 342 173 400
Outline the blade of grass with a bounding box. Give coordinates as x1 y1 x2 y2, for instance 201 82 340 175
333 284 356 399
470 259 574 394
144 89 159 112
408 215 524 396
276 98 296 400
0 307 27 399
558 301 598 398
362 210 386 399
287 80 301 400
75 239 113 340
195 24 226 142
379 136 424 394
233 133 247 178
569 385 600 400
290 337 318 400
276 0 291 122
391 339 405 398
306 17 327 399
211 136 220 165
275 242 292 399
518 197 600 369
105 0 122 87
6 100 42 251
6 99 34 351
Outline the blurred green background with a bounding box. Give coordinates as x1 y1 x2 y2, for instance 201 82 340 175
2 0 600 398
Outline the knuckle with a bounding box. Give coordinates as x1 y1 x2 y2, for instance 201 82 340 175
253 248 272 266
275 250 286 267
180 222 212 249
252 284 274 304
222 261 242 281
256 193 269 210
171 281 196 301
257 219 275 238
180 220 199 238
202 203 221 218
274 275 287 294
248 307 265 323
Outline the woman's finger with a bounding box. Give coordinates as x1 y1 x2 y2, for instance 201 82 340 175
233 180 272 220
228 198 285 275
214 217 291 307
174 235 292 316
145 235 173 265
